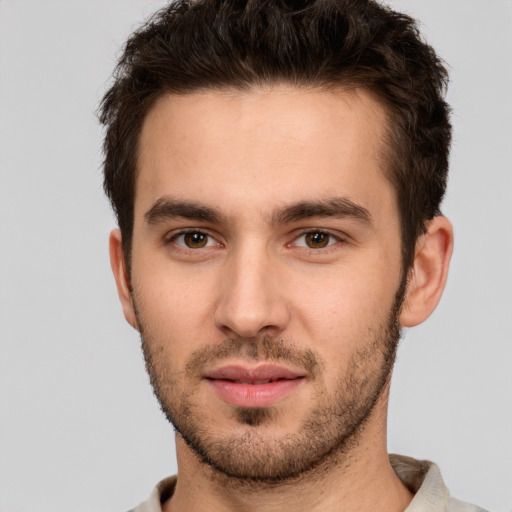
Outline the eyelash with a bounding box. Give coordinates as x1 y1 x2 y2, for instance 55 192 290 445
290 230 342 250
166 228 344 251
166 229 222 250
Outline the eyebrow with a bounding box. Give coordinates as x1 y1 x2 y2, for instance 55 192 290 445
144 196 373 227
270 197 373 226
144 197 227 225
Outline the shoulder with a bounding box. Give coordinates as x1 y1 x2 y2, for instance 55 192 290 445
128 476 177 512
390 454 488 512
447 497 489 512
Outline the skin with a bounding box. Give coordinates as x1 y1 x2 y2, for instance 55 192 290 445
110 86 453 511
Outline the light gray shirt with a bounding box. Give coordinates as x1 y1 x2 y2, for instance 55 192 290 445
129 454 488 511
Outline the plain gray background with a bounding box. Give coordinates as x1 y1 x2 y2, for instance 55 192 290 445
0 1 511 511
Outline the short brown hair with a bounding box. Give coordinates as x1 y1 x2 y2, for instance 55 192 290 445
99 0 451 270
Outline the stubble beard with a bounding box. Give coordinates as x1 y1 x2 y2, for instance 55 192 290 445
136 283 405 484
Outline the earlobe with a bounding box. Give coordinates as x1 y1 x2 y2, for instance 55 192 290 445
109 229 138 330
399 216 454 328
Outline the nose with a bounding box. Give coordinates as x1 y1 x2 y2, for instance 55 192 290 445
214 245 290 339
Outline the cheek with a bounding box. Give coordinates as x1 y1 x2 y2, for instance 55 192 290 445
131 260 221 356
288 262 399 348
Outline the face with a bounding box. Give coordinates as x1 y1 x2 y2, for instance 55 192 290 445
125 86 406 481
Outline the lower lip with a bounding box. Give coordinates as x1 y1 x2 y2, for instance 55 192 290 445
207 378 303 407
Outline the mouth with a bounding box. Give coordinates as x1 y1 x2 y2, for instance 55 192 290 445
204 364 306 407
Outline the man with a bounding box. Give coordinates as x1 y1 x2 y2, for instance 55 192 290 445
99 1 486 510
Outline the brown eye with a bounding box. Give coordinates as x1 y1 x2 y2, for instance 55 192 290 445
304 232 331 248
183 232 209 248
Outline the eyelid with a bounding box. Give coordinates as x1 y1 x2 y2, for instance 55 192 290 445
163 227 347 250
166 228 223 248
288 228 346 249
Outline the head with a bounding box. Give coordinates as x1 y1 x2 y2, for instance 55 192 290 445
101 0 453 483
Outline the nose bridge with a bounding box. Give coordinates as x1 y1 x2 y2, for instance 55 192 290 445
214 237 289 338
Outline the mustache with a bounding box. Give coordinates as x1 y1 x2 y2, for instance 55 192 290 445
185 336 322 378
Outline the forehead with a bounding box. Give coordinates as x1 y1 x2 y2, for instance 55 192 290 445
135 85 394 224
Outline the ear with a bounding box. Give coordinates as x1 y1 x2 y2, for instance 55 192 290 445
109 229 138 330
400 216 454 327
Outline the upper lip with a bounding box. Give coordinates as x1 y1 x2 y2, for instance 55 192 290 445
205 364 305 383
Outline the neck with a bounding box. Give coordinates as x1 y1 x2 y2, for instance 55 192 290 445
164 393 413 512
